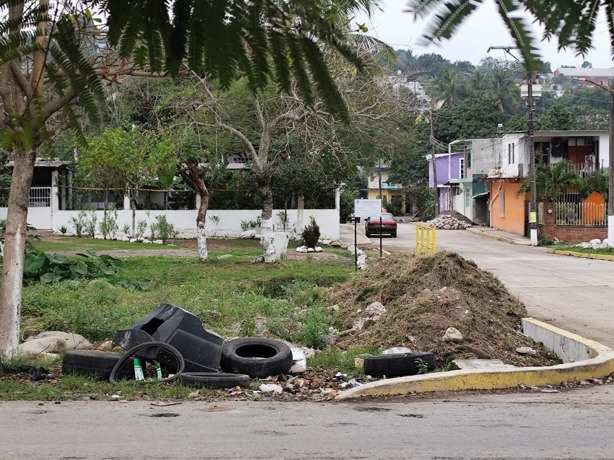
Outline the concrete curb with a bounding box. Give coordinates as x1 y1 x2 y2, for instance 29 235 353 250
335 318 614 400
553 250 614 262
466 227 530 246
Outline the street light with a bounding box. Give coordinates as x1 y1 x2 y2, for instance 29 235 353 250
573 78 614 244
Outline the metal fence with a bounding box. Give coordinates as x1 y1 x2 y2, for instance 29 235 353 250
29 186 51 207
416 224 437 254
554 199 606 226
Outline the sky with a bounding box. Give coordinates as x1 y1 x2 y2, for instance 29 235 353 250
355 1 614 71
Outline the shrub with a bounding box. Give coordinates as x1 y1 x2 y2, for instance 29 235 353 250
99 210 119 240
154 215 176 243
301 217 320 248
69 211 87 238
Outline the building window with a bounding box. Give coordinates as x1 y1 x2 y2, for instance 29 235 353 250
459 158 465 179
508 143 515 164
499 189 505 217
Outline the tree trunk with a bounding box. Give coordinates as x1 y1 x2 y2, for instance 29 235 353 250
129 188 138 237
0 148 36 357
195 182 210 262
257 171 274 238
179 164 210 261
296 195 305 239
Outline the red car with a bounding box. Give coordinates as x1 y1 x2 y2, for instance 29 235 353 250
365 213 397 238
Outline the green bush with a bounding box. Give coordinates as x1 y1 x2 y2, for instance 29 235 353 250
301 217 320 248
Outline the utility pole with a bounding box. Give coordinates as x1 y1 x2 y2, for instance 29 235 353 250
429 113 439 215
609 82 614 244
527 72 538 246
488 46 538 245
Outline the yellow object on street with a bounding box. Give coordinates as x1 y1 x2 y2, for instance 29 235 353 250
416 224 436 255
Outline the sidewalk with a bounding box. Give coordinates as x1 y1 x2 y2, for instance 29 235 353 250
466 226 532 245
339 223 371 246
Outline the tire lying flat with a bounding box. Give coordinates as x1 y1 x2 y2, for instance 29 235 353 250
62 350 132 381
178 372 251 389
364 352 436 378
221 337 293 378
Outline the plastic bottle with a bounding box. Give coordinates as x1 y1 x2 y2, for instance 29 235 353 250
155 362 162 380
133 358 145 381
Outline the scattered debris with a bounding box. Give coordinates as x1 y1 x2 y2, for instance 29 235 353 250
424 215 471 230
383 347 413 355
352 301 386 330
259 383 284 394
516 346 537 355
575 238 613 249
18 331 93 360
442 327 464 343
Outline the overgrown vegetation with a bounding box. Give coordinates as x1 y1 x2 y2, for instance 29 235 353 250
23 250 149 291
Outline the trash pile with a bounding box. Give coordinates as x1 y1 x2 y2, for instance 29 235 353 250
424 215 471 230
575 238 613 250
60 303 307 391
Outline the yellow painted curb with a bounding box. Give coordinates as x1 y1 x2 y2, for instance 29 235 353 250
553 250 614 262
335 318 614 400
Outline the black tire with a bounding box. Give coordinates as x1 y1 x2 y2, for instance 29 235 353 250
364 352 436 378
392 232 397 238
221 337 293 378
109 341 185 384
178 372 251 389
62 350 132 381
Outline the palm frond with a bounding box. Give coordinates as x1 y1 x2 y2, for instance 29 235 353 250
494 0 542 72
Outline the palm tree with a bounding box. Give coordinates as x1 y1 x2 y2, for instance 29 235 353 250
469 69 490 93
427 68 470 106
406 0 613 71
487 68 522 114
519 159 580 201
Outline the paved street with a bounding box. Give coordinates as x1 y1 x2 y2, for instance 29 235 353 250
2 386 614 459
362 223 614 349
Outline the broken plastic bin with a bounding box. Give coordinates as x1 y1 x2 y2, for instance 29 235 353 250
114 303 223 372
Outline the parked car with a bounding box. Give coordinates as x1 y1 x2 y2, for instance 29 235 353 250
365 213 397 237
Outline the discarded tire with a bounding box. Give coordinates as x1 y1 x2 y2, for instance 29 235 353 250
221 337 293 378
178 372 251 389
62 350 132 381
364 352 436 378
109 341 185 384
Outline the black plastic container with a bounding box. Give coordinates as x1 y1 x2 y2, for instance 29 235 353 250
114 303 223 372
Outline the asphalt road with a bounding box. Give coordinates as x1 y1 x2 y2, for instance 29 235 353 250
367 223 614 349
2 387 614 459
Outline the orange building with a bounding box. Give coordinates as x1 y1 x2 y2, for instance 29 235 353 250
489 180 527 236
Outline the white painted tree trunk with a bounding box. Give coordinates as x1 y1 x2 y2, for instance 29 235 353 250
0 148 36 357
296 195 305 238
196 222 208 261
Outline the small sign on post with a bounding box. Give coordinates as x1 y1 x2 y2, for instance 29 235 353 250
354 199 382 218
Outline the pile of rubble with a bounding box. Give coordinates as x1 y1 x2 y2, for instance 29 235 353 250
575 238 613 250
424 215 471 230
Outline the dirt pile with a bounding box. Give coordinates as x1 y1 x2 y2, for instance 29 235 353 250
327 252 560 367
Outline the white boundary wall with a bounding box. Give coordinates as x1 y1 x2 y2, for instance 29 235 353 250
1 207 341 240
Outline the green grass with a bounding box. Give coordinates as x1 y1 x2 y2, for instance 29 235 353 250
0 239 359 400
552 244 614 256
